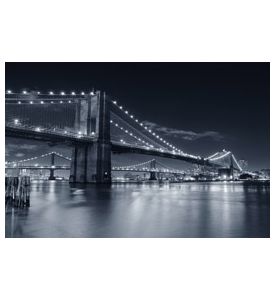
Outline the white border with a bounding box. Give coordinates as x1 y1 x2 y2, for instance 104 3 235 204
0 1 273 300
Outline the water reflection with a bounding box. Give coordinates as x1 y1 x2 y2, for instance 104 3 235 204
5 181 270 238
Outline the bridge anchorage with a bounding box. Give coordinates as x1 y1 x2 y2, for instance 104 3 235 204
5 90 243 183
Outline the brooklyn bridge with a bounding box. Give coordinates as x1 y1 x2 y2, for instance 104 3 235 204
5 90 243 183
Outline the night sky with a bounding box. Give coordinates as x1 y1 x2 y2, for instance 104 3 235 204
5 62 270 170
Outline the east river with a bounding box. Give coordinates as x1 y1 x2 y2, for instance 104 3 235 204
5 181 270 238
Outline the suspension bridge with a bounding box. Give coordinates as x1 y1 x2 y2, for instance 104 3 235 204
5 151 193 180
5 90 243 183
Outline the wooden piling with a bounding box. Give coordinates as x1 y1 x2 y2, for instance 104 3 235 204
5 176 31 208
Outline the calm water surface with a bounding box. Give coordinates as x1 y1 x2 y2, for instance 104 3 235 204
5 181 270 238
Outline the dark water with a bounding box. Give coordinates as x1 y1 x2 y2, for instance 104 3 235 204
5 181 270 238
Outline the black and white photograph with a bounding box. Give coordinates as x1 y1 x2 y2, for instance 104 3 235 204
1 1 274 300
5 62 270 238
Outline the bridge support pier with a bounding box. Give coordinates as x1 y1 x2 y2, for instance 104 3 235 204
69 91 111 184
69 142 111 183
149 172 157 180
49 169 56 180
48 153 56 180
149 159 157 180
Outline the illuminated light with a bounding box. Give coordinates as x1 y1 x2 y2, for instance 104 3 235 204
130 115 134 118
22 90 27 94
40 101 44 104
135 119 138 122
81 92 85 95
60 101 63 103
140 123 143 126
51 166 56 169
125 110 128 114
113 100 117 104
144 126 147 129
110 120 113 123
68 100 71 103
35 127 41 132
7 90 12 94
51 101 54 104
148 130 151 133
71 92 76 95
49 91 54 95
61 91 65 95
18 101 21 104
14 119 19 124
37 91 40 94
30 101 33 104
91 132 95 135
119 106 123 109
90 91 95 95
78 131 82 135
64 131 67 134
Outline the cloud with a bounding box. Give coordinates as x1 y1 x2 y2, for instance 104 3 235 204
143 121 223 141
6 143 38 152
16 144 38 150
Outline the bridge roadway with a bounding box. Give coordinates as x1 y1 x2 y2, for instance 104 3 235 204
6 165 186 175
6 125 221 168
5 125 97 144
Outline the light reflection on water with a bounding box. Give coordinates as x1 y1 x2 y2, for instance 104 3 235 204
5 181 270 238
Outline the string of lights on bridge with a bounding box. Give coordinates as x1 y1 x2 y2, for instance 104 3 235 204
113 158 155 170
6 90 97 105
6 152 182 174
110 101 201 160
6 91 201 160
205 152 220 160
111 120 162 150
5 151 71 165
232 154 242 171
5 149 243 173
110 119 199 159
6 90 96 96
209 151 231 161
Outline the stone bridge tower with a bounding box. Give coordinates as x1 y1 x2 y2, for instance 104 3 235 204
69 91 111 183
